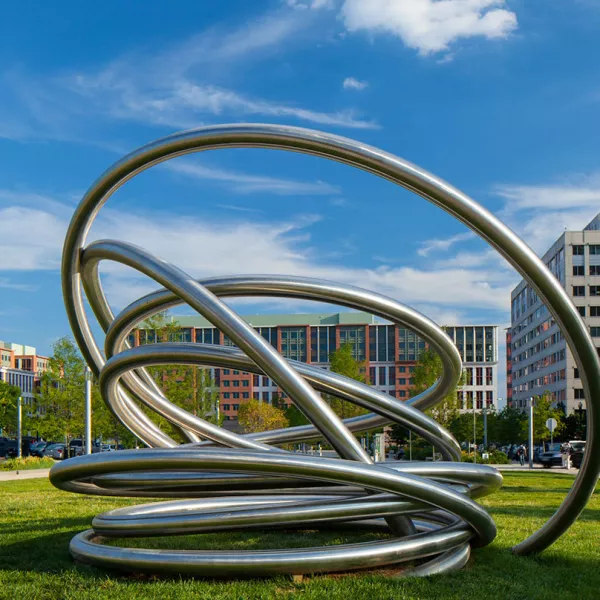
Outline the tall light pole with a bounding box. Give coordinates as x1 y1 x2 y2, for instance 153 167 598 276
473 396 477 463
528 397 534 469
17 396 22 458
85 366 92 454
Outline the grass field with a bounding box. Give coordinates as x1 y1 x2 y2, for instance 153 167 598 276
0 472 597 600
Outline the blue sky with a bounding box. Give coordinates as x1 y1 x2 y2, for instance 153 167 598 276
2 0 600 400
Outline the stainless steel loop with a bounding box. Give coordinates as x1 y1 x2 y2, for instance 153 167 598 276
54 123 600 577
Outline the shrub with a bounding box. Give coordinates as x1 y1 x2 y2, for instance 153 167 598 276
461 450 510 465
2 456 55 471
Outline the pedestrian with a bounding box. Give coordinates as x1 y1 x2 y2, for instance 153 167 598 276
561 442 571 469
517 444 525 466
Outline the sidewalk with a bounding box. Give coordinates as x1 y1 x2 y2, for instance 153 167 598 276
495 463 577 475
0 468 50 482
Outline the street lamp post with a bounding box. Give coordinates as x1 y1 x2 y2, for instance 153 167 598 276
85 366 92 454
17 396 22 459
528 397 534 469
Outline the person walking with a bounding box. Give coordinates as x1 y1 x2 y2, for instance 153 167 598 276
561 442 572 469
517 444 526 466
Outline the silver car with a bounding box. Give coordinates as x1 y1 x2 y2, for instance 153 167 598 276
43 443 65 460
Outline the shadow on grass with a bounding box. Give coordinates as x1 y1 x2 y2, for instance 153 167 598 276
1 523 599 590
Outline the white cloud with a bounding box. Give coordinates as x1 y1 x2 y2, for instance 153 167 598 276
2 8 377 139
165 160 341 195
0 191 513 316
339 0 518 55
417 231 475 256
494 176 600 254
343 77 368 91
0 277 37 292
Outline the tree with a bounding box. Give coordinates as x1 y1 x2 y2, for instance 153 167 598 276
410 349 463 428
140 312 221 441
491 406 526 445
237 399 288 433
524 392 565 444
325 343 369 419
0 380 21 437
33 337 86 442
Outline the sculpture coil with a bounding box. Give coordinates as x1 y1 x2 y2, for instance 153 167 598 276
51 124 600 577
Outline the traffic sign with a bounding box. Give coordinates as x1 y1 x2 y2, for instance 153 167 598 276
546 418 557 432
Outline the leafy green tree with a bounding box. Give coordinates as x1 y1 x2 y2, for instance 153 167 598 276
238 399 288 433
32 337 86 442
524 392 565 444
410 349 463 428
491 406 527 444
0 380 21 437
325 343 369 419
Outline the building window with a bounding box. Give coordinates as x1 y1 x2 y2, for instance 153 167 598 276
577 306 586 317
338 326 366 362
398 378 406 385
573 265 585 276
253 375 260 386
590 245 600 255
591 306 600 317
280 327 308 362
233 370 239 375
398 366 406 373
573 286 585 297
233 404 240 411
573 245 584 255
486 367 493 386
233 392 240 399
223 392 230 399
223 369 230 375
590 286 600 297
574 388 585 399
233 380 240 387
242 380 249 387
222 404 230 411
399 390 407 398
591 327 600 337
242 392 249 399
223 381 230 387
574 367 579 379
591 265 600 276
253 392 259 400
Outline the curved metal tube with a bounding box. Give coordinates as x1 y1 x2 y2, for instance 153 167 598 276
54 122 600 577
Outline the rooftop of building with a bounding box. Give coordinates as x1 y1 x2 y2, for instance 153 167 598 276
139 312 498 330
0 341 37 355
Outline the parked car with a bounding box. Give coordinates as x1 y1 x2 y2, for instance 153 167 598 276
30 441 52 457
539 442 563 468
68 439 85 458
43 443 66 460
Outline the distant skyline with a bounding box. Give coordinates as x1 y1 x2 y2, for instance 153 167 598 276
2 1 600 403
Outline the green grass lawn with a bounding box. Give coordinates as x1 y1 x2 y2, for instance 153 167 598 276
0 472 597 600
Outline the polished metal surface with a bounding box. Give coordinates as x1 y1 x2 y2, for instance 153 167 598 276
54 123 600 577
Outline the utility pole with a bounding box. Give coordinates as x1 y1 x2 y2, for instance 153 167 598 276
473 397 477 464
85 366 92 454
17 396 22 458
528 397 534 469
483 404 488 449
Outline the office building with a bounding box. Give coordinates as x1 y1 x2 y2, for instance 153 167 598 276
132 314 499 420
509 213 600 413
0 341 49 407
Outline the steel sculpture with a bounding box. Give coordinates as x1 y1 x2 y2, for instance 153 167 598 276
51 124 600 578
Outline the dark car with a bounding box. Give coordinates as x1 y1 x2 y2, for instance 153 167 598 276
30 441 51 457
539 443 563 468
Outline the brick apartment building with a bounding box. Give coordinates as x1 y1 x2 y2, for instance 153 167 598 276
131 313 499 421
